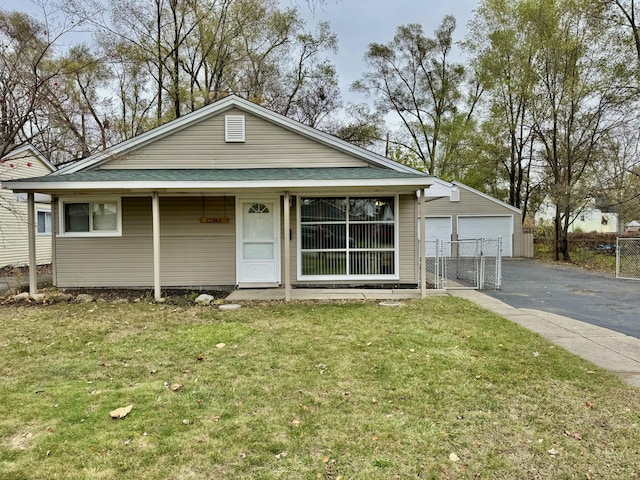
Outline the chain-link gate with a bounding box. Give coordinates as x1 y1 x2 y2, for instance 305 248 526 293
425 237 502 290
616 238 640 280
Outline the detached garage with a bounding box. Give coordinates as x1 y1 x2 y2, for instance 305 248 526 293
425 181 523 257
458 215 513 256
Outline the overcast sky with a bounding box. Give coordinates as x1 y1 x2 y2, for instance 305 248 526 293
298 0 480 102
2 0 480 104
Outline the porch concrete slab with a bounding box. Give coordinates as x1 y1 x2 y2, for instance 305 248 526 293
225 288 433 302
449 290 640 388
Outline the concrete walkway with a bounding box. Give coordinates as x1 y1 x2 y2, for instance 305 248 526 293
226 287 436 301
450 290 640 388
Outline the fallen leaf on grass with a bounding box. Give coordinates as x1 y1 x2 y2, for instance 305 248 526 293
449 453 460 462
585 401 594 409
548 448 560 456
212 415 221 422
216 343 226 349
564 430 582 440
110 404 133 419
170 383 182 391
197 354 205 361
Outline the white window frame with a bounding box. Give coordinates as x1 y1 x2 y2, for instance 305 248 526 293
297 194 399 281
36 209 52 236
58 197 122 237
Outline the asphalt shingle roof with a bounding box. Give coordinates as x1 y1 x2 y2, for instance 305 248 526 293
8 167 430 183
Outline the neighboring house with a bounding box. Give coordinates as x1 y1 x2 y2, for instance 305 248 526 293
3 95 442 299
535 196 619 233
424 181 523 257
625 220 640 233
0 145 56 267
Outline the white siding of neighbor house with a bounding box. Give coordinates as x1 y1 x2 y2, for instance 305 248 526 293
99 108 369 170
0 148 54 267
426 186 523 257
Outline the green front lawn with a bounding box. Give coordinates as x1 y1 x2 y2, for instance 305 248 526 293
1 298 638 479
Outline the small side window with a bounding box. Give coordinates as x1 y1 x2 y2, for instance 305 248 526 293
60 198 121 236
37 210 52 235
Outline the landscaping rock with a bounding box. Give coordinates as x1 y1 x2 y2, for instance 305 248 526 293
13 292 30 302
31 293 46 303
54 293 74 302
219 303 241 311
76 294 95 303
194 294 215 305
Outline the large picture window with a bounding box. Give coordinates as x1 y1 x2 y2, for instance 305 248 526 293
59 198 121 236
299 196 396 279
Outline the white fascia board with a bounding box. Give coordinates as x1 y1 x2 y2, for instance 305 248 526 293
452 181 522 214
4 177 435 192
55 95 423 176
424 178 453 197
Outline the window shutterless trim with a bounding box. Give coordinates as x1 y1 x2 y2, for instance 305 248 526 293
36 209 52 236
57 197 122 237
297 195 399 281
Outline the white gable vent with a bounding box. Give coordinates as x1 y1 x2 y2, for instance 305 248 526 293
225 115 245 143
450 186 460 202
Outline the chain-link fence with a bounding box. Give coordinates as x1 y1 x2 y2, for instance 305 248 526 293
616 238 640 280
425 238 502 290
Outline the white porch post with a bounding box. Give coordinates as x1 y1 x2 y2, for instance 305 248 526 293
152 192 161 301
283 192 291 301
51 197 57 286
419 189 426 298
27 192 37 296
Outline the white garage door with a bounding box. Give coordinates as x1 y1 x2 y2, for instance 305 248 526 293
458 216 513 257
424 217 452 256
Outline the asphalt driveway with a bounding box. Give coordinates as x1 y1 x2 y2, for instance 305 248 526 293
485 258 640 339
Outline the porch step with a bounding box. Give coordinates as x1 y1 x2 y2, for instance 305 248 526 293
236 282 281 289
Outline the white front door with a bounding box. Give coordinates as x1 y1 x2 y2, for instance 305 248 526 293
236 198 280 286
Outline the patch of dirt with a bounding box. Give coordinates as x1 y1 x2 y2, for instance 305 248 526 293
55 288 232 305
1 264 52 277
6 431 34 451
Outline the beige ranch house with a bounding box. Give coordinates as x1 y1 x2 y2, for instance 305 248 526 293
4 95 452 300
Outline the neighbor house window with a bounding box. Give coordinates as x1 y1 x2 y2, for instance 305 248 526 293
299 196 397 279
37 210 52 235
59 198 121 236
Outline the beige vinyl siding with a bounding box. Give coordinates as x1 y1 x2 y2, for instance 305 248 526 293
398 194 417 283
55 196 236 288
427 187 523 257
100 108 368 169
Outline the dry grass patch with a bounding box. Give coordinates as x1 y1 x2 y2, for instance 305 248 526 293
0 298 639 479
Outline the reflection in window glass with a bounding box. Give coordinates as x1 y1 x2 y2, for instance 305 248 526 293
92 203 118 231
300 196 395 277
65 203 90 232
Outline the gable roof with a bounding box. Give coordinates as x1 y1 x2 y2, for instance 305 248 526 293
1 144 56 173
452 181 522 214
54 95 420 176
